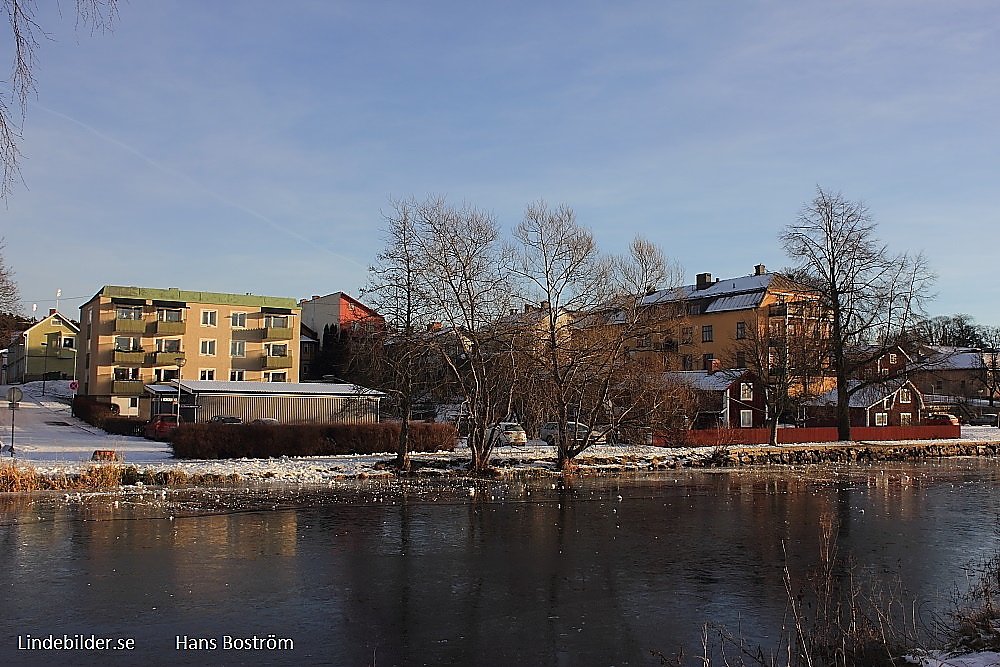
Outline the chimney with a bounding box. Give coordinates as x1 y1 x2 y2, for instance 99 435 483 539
696 273 712 290
312 295 320 300
49 308 56 316
754 264 766 276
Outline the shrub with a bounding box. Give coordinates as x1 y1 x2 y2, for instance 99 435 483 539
170 421 457 459
102 418 146 437
72 396 120 429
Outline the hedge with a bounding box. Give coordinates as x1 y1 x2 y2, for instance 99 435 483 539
169 421 457 459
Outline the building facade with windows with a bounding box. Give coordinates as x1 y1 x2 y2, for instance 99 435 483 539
6 310 79 384
297 292 383 380
77 286 300 416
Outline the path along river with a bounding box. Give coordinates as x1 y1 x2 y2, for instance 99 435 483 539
3 459 1000 666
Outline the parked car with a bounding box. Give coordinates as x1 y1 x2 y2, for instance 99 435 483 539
924 413 960 426
967 413 999 426
144 414 181 440
486 422 527 447
251 417 280 425
207 415 243 424
538 421 609 446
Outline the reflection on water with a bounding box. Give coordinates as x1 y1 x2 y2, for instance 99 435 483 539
3 460 1000 666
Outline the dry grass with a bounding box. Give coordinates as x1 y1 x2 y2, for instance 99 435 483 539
0 462 239 492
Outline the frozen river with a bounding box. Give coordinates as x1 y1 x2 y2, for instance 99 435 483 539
4 460 1000 666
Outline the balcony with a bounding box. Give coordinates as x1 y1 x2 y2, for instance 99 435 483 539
263 326 293 341
152 351 185 365
55 348 76 359
114 318 146 334
154 320 186 335
263 355 293 370
112 380 145 396
114 350 146 364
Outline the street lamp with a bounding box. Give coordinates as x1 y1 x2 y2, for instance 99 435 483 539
175 357 186 420
40 341 48 396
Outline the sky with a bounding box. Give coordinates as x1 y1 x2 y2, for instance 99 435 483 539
2 1 999 325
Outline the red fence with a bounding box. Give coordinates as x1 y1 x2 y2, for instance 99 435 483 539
672 424 961 447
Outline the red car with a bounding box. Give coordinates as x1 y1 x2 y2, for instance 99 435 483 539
924 413 959 426
144 414 181 440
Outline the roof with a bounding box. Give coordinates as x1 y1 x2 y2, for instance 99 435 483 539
86 286 298 310
146 380 384 397
916 346 984 371
665 369 750 392
807 378 919 409
642 273 775 306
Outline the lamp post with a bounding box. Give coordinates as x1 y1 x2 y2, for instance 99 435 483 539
40 341 48 396
175 357 186 420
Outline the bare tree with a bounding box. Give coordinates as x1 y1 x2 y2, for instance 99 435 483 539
361 198 440 471
508 202 678 468
2 0 118 198
781 187 936 440
979 327 1000 408
911 313 984 348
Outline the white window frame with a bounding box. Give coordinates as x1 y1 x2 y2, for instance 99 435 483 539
898 388 911 404
740 382 753 402
113 367 140 381
116 305 143 320
874 412 888 426
154 368 179 382
199 369 215 381
230 312 247 328
264 371 287 382
201 310 218 327
230 369 245 381
740 409 753 428
114 336 141 352
200 339 217 356
156 308 183 323
230 340 246 357
155 338 182 353
900 412 912 425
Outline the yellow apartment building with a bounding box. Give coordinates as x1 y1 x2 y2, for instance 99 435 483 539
6 310 79 384
77 286 300 416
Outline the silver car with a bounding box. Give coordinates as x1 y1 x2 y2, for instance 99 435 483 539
486 422 527 446
538 421 608 446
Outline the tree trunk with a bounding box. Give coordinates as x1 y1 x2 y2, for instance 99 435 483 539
395 400 412 472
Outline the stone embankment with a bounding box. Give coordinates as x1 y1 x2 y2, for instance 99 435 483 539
691 440 1000 467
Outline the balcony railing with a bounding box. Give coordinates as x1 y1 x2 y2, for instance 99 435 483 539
263 326 293 341
154 320 186 335
263 355 293 370
112 380 145 396
114 350 146 364
152 351 185 365
114 318 146 334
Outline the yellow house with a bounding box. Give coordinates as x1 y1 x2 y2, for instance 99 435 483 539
6 310 79 384
76 286 300 416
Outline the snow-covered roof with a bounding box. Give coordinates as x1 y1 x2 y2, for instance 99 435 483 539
917 347 984 371
665 369 749 392
642 273 775 306
807 378 918 409
147 380 384 397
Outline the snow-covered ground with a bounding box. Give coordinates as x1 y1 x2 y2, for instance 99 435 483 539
5 380 1000 487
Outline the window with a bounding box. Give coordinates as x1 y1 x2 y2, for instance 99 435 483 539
114 336 140 352
156 308 183 322
230 370 245 381
155 338 181 353
740 383 753 401
899 388 911 404
199 369 215 381
231 312 247 328
265 372 287 382
62 336 75 349
701 325 713 343
230 340 246 357
681 327 693 344
129 397 140 409
735 321 746 340
735 352 746 368
113 367 139 381
265 314 288 328
874 412 888 426
201 310 217 326
266 343 288 357
116 306 142 320
200 339 217 356
889 353 898 364
900 413 912 425
681 355 693 371
702 353 714 371
740 410 753 428
154 368 179 382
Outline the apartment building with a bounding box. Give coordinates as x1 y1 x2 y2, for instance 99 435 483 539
637 265 825 373
77 286 300 416
297 292 383 380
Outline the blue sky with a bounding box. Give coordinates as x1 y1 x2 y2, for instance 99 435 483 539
4 1 999 325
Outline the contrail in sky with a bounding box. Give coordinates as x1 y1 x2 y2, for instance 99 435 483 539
37 104 368 270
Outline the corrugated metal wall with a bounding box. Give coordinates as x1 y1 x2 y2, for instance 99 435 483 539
197 394 380 424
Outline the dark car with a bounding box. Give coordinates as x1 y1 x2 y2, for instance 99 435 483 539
967 414 998 426
207 415 243 424
144 414 181 440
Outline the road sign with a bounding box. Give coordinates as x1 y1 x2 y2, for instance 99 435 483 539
6 387 22 403
68 381 79 391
